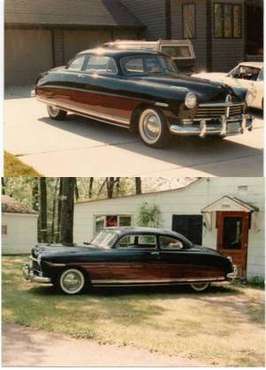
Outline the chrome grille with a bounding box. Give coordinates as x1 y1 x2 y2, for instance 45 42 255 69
195 104 244 120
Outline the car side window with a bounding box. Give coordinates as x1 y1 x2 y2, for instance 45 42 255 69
123 57 145 74
68 55 86 71
159 236 183 250
84 56 118 75
116 234 157 249
257 68 264 81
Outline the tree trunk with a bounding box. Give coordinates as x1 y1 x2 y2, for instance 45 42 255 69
89 177 94 198
39 177 47 243
107 177 115 199
51 178 59 243
135 177 142 194
56 178 63 243
32 178 39 211
1 178 5 195
60 177 75 245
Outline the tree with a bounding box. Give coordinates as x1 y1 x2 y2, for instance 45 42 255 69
1 178 5 195
60 177 76 245
39 177 47 242
135 177 142 194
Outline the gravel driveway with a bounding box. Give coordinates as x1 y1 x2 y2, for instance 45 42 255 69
2 324 201 366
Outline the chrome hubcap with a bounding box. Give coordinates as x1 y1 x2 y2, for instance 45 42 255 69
191 283 209 292
48 105 59 116
61 270 84 294
139 110 162 144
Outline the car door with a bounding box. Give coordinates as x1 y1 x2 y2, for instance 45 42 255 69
102 233 162 284
252 68 264 109
41 54 88 111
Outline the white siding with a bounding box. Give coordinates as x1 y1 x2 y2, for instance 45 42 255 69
74 178 265 279
2 213 38 255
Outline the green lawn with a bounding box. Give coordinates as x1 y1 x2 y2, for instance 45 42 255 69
2 256 265 366
4 152 40 176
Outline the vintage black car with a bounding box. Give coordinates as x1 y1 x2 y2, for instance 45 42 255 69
34 48 253 148
23 227 237 295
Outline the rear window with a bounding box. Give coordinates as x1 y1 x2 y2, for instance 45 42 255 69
161 46 192 58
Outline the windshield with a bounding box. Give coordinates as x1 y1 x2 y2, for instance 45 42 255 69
120 54 178 76
90 230 118 249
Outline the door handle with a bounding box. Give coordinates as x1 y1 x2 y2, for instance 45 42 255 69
77 74 87 79
150 251 160 256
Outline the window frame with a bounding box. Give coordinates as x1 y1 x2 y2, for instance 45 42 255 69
114 233 158 250
82 55 119 76
158 235 184 251
67 55 87 72
213 2 243 39
182 2 197 40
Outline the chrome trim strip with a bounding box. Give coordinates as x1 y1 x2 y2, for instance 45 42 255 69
45 262 66 267
38 97 130 127
91 277 225 284
155 102 169 107
199 102 245 108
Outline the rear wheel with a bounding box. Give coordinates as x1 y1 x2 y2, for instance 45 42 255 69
138 108 170 148
190 282 210 292
47 105 67 120
57 268 86 295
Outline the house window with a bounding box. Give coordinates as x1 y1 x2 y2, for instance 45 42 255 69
2 225 7 235
183 3 196 39
214 3 242 38
95 215 132 233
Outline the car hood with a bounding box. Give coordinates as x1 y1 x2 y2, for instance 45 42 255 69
133 74 237 102
32 243 100 258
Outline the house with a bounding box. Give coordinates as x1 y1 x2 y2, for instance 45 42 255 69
1 195 38 255
5 0 263 86
121 0 263 72
74 178 265 280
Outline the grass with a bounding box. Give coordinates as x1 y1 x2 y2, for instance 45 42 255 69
2 256 265 366
4 152 40 176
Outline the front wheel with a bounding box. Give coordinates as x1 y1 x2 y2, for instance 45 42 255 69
47 105 67 120
190 282 210 292
138 108 170 148
57 268 86 295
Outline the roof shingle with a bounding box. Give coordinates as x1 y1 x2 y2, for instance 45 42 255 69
1 195 37 214
5 0 144 28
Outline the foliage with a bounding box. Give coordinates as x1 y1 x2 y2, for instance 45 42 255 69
2 256 265 367
247 276 265 289
137 202 161 228
4 152 40 176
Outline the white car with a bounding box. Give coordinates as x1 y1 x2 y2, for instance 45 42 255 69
194 62 264 110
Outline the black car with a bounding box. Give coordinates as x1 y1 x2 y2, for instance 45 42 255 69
23 227 237 295
33 48 253 148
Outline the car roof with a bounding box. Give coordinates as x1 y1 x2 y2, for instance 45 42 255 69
238 61 263 69
78 47 165 58
102 227 193 246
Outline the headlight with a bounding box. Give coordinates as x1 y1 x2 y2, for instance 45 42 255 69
245 90 255 105
185 92 197 109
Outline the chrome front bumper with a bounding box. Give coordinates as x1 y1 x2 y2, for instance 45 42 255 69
22 263 51 283
169 114 253 138
226 265 238 280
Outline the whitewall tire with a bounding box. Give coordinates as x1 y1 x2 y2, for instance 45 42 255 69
47 105 67 120
190 282 210 292
59 268 85 295
138 108 170 148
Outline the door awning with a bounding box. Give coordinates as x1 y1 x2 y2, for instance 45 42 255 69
201 196 259 213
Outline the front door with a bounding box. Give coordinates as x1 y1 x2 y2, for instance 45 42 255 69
217 212 250 278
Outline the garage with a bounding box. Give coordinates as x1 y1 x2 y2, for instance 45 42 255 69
5 0 144 86
5 29 53 86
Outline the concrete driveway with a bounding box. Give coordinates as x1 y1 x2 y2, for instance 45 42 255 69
4 94 263 176
3 324 201 366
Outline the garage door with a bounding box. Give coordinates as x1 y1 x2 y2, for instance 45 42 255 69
5 29 53 86
63 30 112 63
172 215 203 245
63 29 140 63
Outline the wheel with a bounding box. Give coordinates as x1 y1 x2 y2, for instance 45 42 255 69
58 268 86 295
47 105 67 120
190 282 210 292
138 108 170 148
